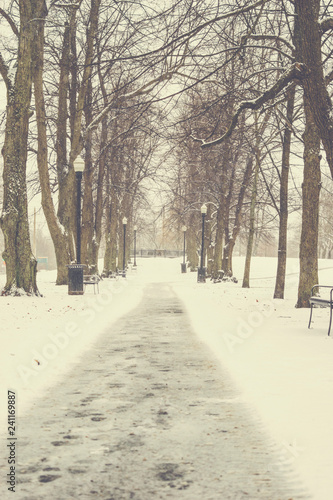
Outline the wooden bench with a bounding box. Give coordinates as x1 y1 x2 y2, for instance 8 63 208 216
83 274 101 294
308 285 333 336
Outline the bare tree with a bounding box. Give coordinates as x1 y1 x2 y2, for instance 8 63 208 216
0 0 47 295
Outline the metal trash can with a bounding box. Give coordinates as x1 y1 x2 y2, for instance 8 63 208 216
181 263 187 273
68 264 84 295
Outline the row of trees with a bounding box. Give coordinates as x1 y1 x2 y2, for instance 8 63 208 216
0 0 183 293
164 0 333 305
0 0 332 308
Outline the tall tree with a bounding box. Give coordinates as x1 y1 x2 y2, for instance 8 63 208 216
0 0 46 295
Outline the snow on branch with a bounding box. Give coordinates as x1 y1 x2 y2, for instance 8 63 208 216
194 62 308 149
241 34 295 57
50 0 81 9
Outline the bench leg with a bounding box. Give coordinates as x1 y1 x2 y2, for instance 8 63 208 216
329 307 332 336
308 304 314 329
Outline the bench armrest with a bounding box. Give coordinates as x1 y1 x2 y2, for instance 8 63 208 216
310 284 333 300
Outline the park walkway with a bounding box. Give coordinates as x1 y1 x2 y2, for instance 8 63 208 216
5 282 309 499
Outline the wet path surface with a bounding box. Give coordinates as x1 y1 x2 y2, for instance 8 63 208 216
6 283 309 499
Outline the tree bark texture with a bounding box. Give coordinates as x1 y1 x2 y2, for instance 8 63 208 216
56 11 76 262
103 164 118 276
296 96 321 308
0 0 43 295
242 150 259 288
205 204 213 276
294 0 333 176
222 155 253 279
33 0 72 286
186 213 199 271
81 78 95 272
211 204 224 279
90 116 107 274
273 86 295 299
58 0 101 264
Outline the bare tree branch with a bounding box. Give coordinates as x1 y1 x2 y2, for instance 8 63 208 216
84 58 185 138
0 8 19 37
0 52 12 91
194 63 308 149
108 0 269 63
241 34 295 54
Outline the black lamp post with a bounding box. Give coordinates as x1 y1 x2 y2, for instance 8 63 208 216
122 216 127 275
68 157 85 295
74 158 84 264
181 225 187 273
133 225 137 267
197 203 207 283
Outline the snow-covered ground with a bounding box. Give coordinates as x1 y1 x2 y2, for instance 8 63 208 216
1 256 333 499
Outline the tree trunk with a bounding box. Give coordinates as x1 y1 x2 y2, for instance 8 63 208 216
205 205 213 277
56 11 76 262
294 1 322 307
219 153 252 280
88 60 108 274
273 86 295 299
242 152 259 288
211 205 224 279
81 78 95 272
227 155 253 279
33 0 71 286
90 117 107 274
58 0 101 263
103 169 118 276
186 212 199 271
294 0 333 176
0 0 42 295
296 96 321 308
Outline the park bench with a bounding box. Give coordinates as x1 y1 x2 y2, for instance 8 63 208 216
308 285 333 336
116 269 126 278
83 274 101 294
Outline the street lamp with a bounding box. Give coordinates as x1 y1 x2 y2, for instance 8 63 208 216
133 225 137 268
181 225 187 273
197 204 207 283
122 216 127 276
68 157 85 295
74 157 84 264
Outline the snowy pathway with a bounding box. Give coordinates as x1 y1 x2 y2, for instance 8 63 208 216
4 282 310 499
